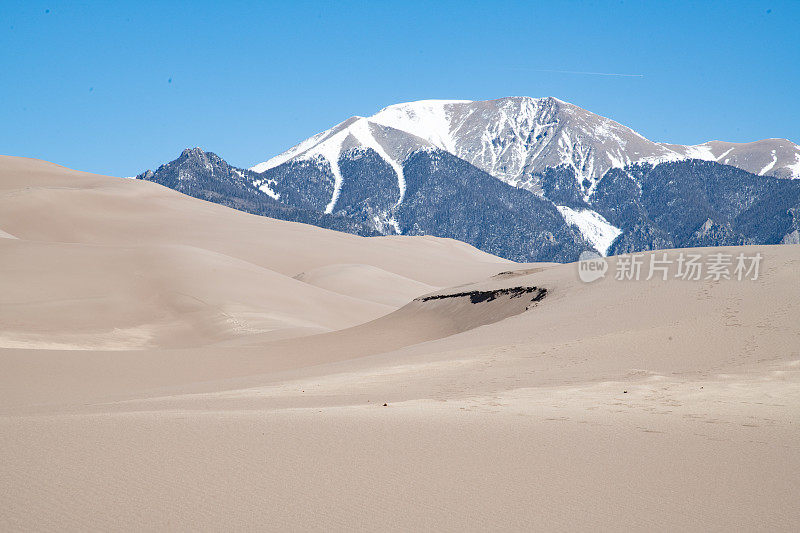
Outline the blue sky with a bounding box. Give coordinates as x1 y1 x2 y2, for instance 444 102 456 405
1 0 798 177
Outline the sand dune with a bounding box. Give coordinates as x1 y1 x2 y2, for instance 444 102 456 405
0 155 508 348
1 156 799 531
0 238 397 349
294 263 438 307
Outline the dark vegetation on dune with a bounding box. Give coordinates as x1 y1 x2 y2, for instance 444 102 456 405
416 286 547 304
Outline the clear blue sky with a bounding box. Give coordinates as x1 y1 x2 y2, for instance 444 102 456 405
1 0 798 177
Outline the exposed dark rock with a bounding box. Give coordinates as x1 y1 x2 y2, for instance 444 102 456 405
416 286 547 304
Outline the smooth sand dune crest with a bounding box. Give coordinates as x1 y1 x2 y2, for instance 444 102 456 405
294 263 438 307
0 238 403 349
1 156 799 531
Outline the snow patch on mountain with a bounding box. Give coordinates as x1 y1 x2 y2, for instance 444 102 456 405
789 153 800 179
371 213 402 235
680 144 716 161
251 117 422 212
234 168 281 200
249 122 345 174
316 140 346 213
717 147 734 162
253 179 280 200
556 205 622 256
346 120 407 205
759 150 778 176
370 99 470 153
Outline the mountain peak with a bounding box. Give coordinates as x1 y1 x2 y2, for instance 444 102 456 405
176 147 230 167
251 97 800 185
180 147 208 159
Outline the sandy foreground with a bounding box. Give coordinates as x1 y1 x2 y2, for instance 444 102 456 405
0 155 798 531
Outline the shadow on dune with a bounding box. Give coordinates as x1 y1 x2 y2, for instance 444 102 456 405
226 285 549 368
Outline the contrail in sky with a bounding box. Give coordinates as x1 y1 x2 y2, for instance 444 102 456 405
530 69 644 78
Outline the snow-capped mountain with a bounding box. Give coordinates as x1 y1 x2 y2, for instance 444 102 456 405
252 97 800 197
136 97 800 263
251 117 439 214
